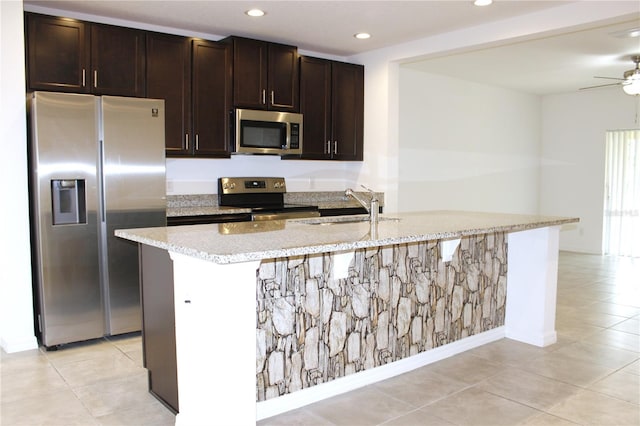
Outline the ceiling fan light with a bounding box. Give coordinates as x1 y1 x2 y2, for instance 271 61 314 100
622 79 640 95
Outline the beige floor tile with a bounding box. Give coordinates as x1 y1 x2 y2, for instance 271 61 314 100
374 366 470 408
475 367 582 411
54 350 145 388
123 348 144 367
423 387 541 426
43 338 123 367
620 359 640 376
556 309 627 328
106 333 143 353
469 339 550 367
612 317 640 335
582 301 640 318
584 328 640 352
555 321 604 342
382 409 456 426
72 369 159 417
551 340 639 369
516 412 579 425
520 352 615 387
94 400 176 426
421 352 503 385
1 363 68 403
0 388 98 426
306 386 415 425
548 389 640 425
587 370 640 405
0 348 49 373
258 408 337 425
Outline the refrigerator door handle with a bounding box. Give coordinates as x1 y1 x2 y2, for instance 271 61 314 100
98 139 106 223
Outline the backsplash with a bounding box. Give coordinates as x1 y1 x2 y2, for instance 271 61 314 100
166 192 385 210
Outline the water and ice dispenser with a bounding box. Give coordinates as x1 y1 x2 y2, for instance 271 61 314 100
51 179 86 225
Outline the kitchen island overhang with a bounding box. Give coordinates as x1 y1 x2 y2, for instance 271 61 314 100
116 211 578 425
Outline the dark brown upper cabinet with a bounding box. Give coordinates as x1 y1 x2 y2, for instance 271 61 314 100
223 37 299 112
191 39 233 157
90 24 145 97
299 56 364 161
25 13 145 97
147 34 232 158
26 13 90 93
146 33 192 156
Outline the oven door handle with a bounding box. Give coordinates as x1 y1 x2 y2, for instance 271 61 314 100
252 211 320 221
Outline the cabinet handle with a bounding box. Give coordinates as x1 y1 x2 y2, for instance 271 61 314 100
334 141 338 155
185 134 189 150
262 90 266 105
270 91 274 105
326 141 331 155
82 69 86 87
93 70 98 88
195 134 199 151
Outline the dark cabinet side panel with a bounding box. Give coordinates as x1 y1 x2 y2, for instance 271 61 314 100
147 33 191 156
91 24 146 97
140 245 178 413
299 57 332 159
192 40 232 157
26 13 90 93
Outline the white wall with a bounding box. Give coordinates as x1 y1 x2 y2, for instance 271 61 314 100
398 68 541 214
540 88 639 254
0 0 39 352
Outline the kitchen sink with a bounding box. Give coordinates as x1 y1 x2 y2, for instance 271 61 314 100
294 216 401 226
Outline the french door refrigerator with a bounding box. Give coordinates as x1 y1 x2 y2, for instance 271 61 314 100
28 91 166 348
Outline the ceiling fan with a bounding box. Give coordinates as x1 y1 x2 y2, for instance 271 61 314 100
580 55 640 95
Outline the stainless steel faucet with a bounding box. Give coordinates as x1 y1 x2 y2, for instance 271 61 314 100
345 185 379 224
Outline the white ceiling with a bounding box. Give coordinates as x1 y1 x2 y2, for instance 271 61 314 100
24 0 640 95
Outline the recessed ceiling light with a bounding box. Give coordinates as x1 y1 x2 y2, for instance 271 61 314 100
245 9 265 17
354 33 371 40
609 27 640 38
474 0 493 6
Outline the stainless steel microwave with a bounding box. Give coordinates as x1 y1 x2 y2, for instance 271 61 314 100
233 109 303 155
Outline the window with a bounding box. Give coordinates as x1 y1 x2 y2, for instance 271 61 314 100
603 130 640 257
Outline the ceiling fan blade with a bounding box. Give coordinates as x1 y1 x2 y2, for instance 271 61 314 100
579 82 622 90
593 76 625 81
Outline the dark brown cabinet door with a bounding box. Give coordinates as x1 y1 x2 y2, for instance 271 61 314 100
192 40 232 157
146 33 191 156
299 56 331 159
231 38 267 109
26 13 90 93
299 58 364 161
331 62 364 161
91 24 146 97
268 43 299 111
229 37 298 111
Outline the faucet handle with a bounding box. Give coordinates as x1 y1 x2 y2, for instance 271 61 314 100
360 184 374 193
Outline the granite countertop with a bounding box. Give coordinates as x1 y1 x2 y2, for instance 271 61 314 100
116 211 578 264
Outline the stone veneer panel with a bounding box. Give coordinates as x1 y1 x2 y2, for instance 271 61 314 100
255 232 507 401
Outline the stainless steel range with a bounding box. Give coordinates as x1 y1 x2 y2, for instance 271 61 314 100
218 177 320 221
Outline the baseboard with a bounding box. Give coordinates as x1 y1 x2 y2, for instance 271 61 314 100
256 326 505 421
0 334 39 353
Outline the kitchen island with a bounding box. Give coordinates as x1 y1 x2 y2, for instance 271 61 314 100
116 211 578 425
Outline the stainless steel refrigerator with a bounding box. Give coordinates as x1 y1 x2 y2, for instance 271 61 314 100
28 91 166 348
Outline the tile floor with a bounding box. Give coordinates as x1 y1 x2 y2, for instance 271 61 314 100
1 252 639 425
